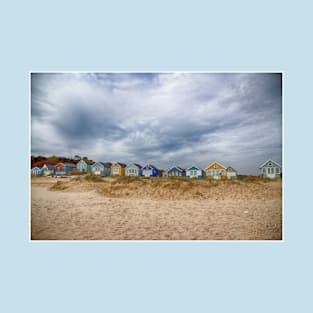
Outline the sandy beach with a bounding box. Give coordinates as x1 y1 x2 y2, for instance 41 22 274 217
31 176 282 240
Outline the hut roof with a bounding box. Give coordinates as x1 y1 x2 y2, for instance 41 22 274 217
113 162 127 168
169 166 185 172
99 162 112 167
143 164 159 170
186 165 204 171
205 161 226 170
259 159 281 169
127 163 142 168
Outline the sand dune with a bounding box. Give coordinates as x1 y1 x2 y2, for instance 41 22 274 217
31 176 282 240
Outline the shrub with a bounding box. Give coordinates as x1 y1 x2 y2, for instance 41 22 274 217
84 174 104 182
50 181 69 190
66 170 86 176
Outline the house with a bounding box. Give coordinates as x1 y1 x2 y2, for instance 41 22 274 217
91 162 112 176
226 166 238 180
40 164 55 176
126 163 142 176
142 164 160 177
91 162 105 176
40 164 48 176
76 159 93 172
205 161 227 180
167 166 186 177
259 159 281 178
162 169 169 177
31 167 41 176
54 163 65 175
54 162 76 175
111 162 126 176
186 165 205 179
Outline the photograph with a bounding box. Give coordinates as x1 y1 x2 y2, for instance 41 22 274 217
5 1 313 312
30 72 283 240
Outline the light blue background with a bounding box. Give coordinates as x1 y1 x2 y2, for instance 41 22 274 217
1 1 312 312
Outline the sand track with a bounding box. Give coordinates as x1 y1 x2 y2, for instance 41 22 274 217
31 177 282 240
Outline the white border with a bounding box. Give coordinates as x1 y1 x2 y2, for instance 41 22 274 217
29 71 284 243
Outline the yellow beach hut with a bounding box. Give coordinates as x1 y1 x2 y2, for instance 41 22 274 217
205 161 227 180
111 162 126 176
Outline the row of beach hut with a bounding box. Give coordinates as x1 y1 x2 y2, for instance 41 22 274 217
30 159 282 179
31 160 239 180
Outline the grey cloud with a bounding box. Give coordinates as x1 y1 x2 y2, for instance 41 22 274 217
31 72 282 174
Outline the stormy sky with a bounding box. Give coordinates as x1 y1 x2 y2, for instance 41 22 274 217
31 72 282 175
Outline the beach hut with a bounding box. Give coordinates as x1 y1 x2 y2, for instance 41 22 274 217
102 162 112 176
76 159 93 172
111 162 126 176
91 162 112 176
91 162 105 176
31 167 41 176
167 166 186 177
186 165 205 179
205 161 227 180
126 163 142 176
226 166 238 180
162 168 169 177
55 162 76 175
142 164 160 177
259 159 281 178
40 164 55 176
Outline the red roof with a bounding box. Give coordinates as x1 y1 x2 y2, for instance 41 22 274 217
31 161 58 169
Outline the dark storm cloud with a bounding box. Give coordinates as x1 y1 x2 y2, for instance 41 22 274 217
31 72 282 174
52 101 127 140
